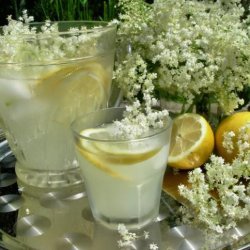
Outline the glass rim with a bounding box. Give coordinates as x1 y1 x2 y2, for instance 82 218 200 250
0 20 116 36
31 20 116 35
71 107 172 143
0 52 115 67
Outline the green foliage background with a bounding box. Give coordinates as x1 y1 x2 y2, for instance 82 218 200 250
0 0 248 25
0 0 119 25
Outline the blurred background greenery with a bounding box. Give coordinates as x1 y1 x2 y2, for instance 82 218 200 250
0 0 249 25
0 0 155 25
0 0 116 25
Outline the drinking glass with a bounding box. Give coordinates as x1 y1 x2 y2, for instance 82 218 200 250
0 21 117 188
71 107 172 229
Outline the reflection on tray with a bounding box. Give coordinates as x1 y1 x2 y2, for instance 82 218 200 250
162 167 190 204
0 147 250 249
0 128 5 141
0 130 14 164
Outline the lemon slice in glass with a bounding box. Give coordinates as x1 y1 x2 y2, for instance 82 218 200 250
76 128 129 180
56 70 106 123
79 62 110 97
38 61 109 123
79 126 162 165
76 142 128 180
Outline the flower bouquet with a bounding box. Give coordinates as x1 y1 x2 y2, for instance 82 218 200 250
115 0 250 116
113 0 250 236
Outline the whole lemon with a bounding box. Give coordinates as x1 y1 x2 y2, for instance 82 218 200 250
215 111 250 162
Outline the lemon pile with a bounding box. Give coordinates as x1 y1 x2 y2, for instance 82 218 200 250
168 111 250 169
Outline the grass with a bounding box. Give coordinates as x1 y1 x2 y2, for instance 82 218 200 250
1 0 249 25
8 0 118 22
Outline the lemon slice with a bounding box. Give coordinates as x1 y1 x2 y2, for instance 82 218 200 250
37 60 110 100
76 126 162 179
80 127 162 165
168 113 214 169
36 66 77 95
80 127 114 141
79 62 110 97
76 143 129 180
37 61 110 123
56 69 106 123
76 143 128 180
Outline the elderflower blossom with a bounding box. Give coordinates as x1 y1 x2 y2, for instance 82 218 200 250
116 0 250 114
117 224 138 248
237 122 250 155
0 10 113 64
149 243 159 250
117 224 158 249
222 122 250 157
178 123 250 233
222 131 235 154
114 53 169 139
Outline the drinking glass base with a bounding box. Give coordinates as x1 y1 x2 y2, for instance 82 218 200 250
15 163 83 188
94 211 157 231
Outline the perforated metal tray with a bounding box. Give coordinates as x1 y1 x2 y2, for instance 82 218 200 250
0 145 249 250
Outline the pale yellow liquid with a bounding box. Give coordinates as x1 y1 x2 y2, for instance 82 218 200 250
0 55 114 187
76 124 170 229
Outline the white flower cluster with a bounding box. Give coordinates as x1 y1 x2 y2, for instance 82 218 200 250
116 0 250 114
114 101 169 139
178 123 250 233
223 122 250 155
0 10 105 64
117 224 158 250
222 131 236 154
237 122 250 154
114 53 169 139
